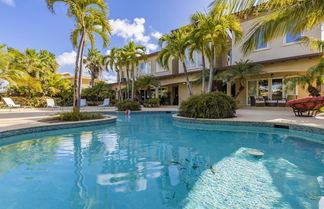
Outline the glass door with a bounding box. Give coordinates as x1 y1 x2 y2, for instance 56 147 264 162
247 81 257 105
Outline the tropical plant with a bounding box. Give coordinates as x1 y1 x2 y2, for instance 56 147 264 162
158 28 193 96
219 59 262 98
82 81 113 102
116 100 141 111
46 0 111 113
83 48 104 87
179 92 238 119
284 71 321 97
135 75 160 101
190 3 242 93
122 41 146 101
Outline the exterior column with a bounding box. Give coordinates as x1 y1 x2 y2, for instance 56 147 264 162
226 82 231 96
155 87 159 98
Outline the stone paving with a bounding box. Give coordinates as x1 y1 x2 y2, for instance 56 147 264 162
0 106 323 132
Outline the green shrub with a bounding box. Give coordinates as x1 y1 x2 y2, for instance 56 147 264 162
179 92 238 119
116 100 141 111
144 98 160 107
55 112 104 121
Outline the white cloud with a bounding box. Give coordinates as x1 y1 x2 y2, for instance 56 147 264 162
110 18 150 44
56 51 77 66
151 32 163 39
0 0 15 6
145 43 159 52
110 18 161 53
101 73 117 84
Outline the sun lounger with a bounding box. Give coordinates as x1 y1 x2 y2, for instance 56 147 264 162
46 99 59 108
80 99 87 107
98 99 110 107
287 96 324 117
2 97 20 108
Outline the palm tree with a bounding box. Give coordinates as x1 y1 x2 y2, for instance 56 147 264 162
187 24 210 93
158 28 193 96
0 45 41 91
122 41 146 101
135 75 160 101
103 47 124 101
191 4 243 93
83 49 104 87
219 59 262 98
46 0 111 113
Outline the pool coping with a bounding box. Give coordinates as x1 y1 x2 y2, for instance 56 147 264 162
172 114 324 135
0 116 117 138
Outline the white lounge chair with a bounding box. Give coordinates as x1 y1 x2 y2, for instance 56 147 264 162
99 98 110 107
80 99 87 107
46 99 59 108
3 97 20 108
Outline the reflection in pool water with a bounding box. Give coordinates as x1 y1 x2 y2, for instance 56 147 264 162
0 113 323 209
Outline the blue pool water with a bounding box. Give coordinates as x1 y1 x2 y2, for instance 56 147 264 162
0 113 323 209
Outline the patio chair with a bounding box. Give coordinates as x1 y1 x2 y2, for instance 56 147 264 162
2 97 20 108
255 96 266 107
80 99 87 107
286 96 324 117
46 99 59 108
99 98 110 107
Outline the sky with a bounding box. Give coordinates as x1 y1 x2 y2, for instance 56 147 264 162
0 0 211 83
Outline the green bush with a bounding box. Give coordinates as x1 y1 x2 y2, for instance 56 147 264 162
179 92 238 119
55 112 104 121
116 100 141 111
1 96 72 108
144 98 160 107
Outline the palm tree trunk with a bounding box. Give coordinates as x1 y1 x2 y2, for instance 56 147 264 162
73 32 84 113
235 84 244 99
126 68 130 99
131 66 135 101
117 70 122 101
201 52 206 93
208 46 215 93
182 62 193 96
77 33 86 111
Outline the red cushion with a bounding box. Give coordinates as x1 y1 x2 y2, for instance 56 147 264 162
287 96 324 110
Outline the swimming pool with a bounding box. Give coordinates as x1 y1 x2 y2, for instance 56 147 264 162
0 113 323 209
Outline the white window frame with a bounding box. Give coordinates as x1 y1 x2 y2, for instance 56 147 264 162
283 31 303 46
139 61 152 75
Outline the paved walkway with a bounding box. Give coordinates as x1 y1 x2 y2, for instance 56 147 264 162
0 106 323 132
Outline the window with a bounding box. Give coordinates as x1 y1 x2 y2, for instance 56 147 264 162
285 32 302 44
248 81 257 104
256 32 267 50
185 50 203 69
285 80 297 95
271 79 283 100
139 62 152 74
258 80 269 97
156 62 167 73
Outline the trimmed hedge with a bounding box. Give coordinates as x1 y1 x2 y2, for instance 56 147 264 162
179 92 238 119
116 100 141 111
54 112 104 121
143 98 160 107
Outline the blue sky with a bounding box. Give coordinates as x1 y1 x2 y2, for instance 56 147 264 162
0 0 211 82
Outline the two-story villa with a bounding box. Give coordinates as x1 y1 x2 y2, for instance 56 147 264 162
110 16 323 106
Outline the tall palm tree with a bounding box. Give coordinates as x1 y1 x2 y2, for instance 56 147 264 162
123 41 146 101
103 47 126 101
192 4 242 93
158 28 194 96
46 0 111 113
219 59 262 98
83 48 104 87
187 24 211 93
